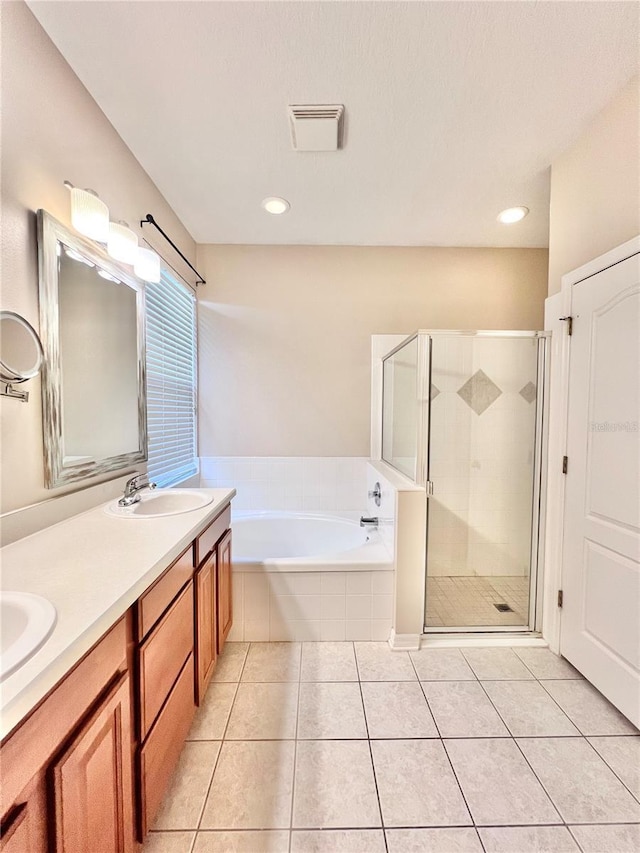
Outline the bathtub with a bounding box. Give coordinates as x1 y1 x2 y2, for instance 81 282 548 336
228 512 394 642
232 511 392 571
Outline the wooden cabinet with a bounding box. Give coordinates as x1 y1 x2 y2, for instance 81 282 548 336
217 529 233 653
0 617 132 853
51 675 134 853
1 499 233 851
195 549 217 704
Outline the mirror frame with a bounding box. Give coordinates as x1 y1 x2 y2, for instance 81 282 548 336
37 209 148 488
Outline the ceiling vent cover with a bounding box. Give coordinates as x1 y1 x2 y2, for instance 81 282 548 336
288 104 344 152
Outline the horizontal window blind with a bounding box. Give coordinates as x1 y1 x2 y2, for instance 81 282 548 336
145 271 197 487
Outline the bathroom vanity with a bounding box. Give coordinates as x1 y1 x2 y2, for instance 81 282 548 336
0 488 234 851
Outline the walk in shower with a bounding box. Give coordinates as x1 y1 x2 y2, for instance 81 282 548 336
382 331 548 633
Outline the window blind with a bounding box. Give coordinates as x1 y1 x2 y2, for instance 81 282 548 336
145 270 198 487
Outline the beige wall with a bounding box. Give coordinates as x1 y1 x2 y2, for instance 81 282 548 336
197 245 548 458
0 1 196 514
548 77 640 293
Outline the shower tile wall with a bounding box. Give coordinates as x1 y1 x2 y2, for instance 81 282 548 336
200 457 368 513
428 337 538 579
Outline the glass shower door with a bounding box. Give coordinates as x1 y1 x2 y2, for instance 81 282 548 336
424 334 544 630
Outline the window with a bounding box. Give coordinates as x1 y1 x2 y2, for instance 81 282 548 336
145 270 198 487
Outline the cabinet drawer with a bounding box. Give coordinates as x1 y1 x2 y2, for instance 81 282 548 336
194 505 231 567
138 654 196 838
137 545 194 640
138 583 194 739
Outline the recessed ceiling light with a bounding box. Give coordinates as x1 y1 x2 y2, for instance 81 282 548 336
261 197 290 215
497 206 529 224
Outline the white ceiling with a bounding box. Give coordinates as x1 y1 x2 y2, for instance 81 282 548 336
29 1 638 248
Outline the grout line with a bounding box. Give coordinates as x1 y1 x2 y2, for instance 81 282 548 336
474 677 568 828
409 653 477 831
287 642 304 850
195 643 250 834
582 736 640 808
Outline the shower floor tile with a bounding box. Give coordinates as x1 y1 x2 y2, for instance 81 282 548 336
426 575 530 627
143 642 639 852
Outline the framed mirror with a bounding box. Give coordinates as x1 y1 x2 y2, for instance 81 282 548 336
37 210 147 488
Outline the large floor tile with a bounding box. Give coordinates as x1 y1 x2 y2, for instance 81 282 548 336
422 681 509 738
300 642 358 681
297 682 367 739
444 738 560 825
362 681 438 738
200 741 295 829
188 682 237 740
143 832 195 853
291 829 386 852
569 824 640 853
213 642 249 682
153 741 221 830
518 737 640 823
293 740 381 828
478 826 580 852
588 735 640 798
241 642 301 682
541 679 639 735
226 682 298 739
461 648 534 680
514 647 581 679
355 642 417 681
482 680 580 736
193 831 290 852
371 739 471 827
409 648 476 681
386 828 483 852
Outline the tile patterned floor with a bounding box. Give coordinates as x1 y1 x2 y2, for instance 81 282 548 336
426 576 530 627
144 642 640 853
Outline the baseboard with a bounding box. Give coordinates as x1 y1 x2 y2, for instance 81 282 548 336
388 630 421 651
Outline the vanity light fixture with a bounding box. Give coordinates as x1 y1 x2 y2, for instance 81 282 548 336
107 221 138 264
134 246 161 283
497 206 529 224
64 181 109 242
261 197 290 215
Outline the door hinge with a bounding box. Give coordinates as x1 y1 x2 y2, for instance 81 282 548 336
557 589 564 608
426 480 434 497
559 316 573 335
562 455 568 474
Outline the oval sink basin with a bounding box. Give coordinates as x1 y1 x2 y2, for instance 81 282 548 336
105 489 214 519
1 591 57 681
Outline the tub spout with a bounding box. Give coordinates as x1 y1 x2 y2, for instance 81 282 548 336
360 516 379 528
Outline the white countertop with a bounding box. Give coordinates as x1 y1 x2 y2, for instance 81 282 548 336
0 488 235 740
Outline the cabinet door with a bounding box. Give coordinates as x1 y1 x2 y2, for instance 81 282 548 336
217 530 233 653
51 674 134 853
195 549 217 704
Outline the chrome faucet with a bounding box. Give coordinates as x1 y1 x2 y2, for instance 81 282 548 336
118 472 157 507
360 516 379 528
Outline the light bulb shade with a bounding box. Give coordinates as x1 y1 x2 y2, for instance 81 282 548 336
134 247 161 283
70 188 109 241
107 221 138 264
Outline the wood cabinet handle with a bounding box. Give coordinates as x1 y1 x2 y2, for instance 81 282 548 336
0 801 27 847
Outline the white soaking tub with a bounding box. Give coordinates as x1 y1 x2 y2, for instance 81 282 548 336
229 512 394 643
231 512 392 572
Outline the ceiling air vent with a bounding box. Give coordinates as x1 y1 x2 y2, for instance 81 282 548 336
288 104 344 152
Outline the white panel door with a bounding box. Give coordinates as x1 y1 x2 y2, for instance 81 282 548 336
561 252 640 726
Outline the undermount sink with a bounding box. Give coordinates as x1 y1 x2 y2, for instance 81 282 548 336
105 488 214 519
1 591 57 681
